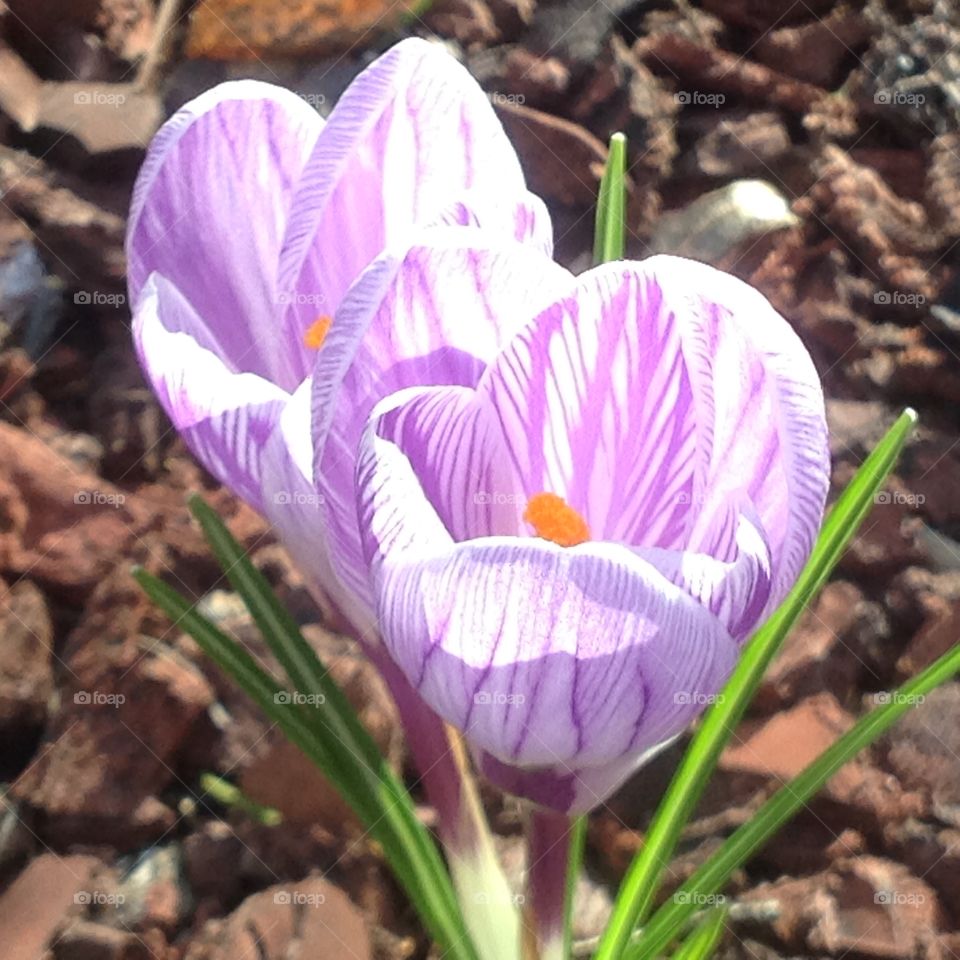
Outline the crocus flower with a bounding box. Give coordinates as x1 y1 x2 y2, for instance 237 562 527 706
126 38 550 637
127 42 548 955
334 242 831 814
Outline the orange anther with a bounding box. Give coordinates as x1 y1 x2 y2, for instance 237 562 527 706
303 315 332 350
523 492 590 547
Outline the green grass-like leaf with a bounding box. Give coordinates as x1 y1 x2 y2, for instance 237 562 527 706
563 816 588 959
594 409 918 960
594 132 627 264
667 906 727 960
630 638 960 958
189 495 382 768
199 772 282 826
133 566 478 960
187 497 472 937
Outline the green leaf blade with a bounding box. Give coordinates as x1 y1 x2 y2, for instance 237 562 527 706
188 495 382 767
199 772 282 826
563 815 588 959
668 905 727 960
594 132 627 264
594 409 918 960
186 498 469 924
133 566 478 960
631 638 960 960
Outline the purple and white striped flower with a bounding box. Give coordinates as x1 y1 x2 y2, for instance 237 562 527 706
128 34 829 821
342 246 830 813
126 38 550 636
127 46 550 950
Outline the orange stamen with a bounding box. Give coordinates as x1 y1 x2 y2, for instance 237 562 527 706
523 492 590 547
303 315 332 350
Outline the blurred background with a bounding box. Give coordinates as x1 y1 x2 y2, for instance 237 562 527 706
1 1 959 958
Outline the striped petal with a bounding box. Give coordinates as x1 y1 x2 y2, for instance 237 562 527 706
359 383 773 646
355 397 738 810
311 234 572 621
276 38 552 382
257 377 378 637
477 740 677 814
480 256 828 614
642 256 829 613
127 81 323 390
632 503 773 643
480 262 705 551
133 275 288 511
362 386 521 542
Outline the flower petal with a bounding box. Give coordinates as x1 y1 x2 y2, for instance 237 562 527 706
127 80 323 389
639 256 829 612
478 256 828 615
479 262 706 550
356 393 739 783
312 234 572 621
355 379 773 648
133 275 288 510
258 378 378 638
361 385 521 542
477 739 677 814
632 500 773 643
276 38 552 380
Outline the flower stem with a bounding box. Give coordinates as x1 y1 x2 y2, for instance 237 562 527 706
368 646 519 960
564 817 587 958
316 591 518 956
523 809 575 960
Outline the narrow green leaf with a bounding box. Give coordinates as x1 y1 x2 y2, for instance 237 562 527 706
668 906 727 960
594 408 917 960
188 497 465 922
135 566 384 834
189 495 382 767
594 133 627 264
563 816 588 959
631 639 960 960
134 567 478 960
199 772 282 826
190 496 468 911
191 497 524 960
